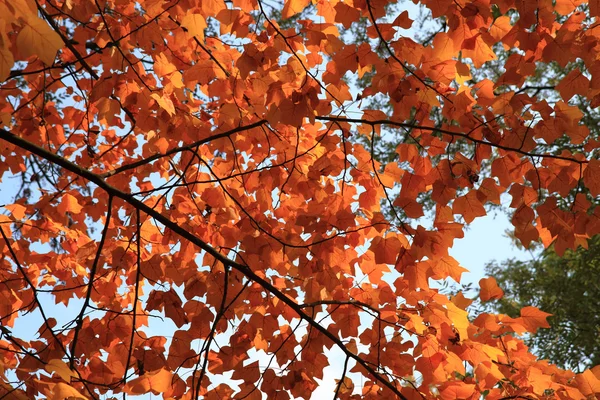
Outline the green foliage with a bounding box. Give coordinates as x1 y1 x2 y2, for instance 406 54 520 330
485 236 600 371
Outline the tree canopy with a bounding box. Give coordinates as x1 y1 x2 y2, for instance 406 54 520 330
1 0 600 399
485 235 600 372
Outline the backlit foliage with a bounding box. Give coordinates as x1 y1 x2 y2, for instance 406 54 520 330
1 0 600 398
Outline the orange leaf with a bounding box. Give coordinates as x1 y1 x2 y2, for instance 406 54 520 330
151 93 176 116
124 368 173 395
519 306 552 333
5 203 26 220
557 69 589 102
438 382 475 400
370 235 404 265
49 383 86 400
392 11 412 29
181 13 207 41
527 366 554 395
479 277 504 301
0 45 14 82
282 0 310 19
57 193 83 215
45 359 76 382
575 369 600 396
453 190 486 223
16 17 63 65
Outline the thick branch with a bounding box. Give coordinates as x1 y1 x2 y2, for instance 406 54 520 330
0 128 409 400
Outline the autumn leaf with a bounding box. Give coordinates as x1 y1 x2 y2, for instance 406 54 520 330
518 306 552 333
0 380 28 400
16 17 62 65
57 193 83 215
48 383 86 400
0 0 599 398
575 369 600 396
479 277 504 301
370 235 404 265
393 11 412 29
282 0 310 19
4 203 26 220
527 366 555 396
453 190 486 223
181 13 207 41
0 45 14 82
151 93 176 116
584 159 600 196
124 368 173 395
45 359 76 382
438 382 475 400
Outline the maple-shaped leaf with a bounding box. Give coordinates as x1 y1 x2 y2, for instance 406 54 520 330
147 289 189 328
516 306 552 333
527 366 556 396
393 11 412 29
453 190 486 223
151 93 176 116
370 235 405 265
57 193 83 215
479 277 504 301
451 292 473 310
557 69 590 101
334 3 360 29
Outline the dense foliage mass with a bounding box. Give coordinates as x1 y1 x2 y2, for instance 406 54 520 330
1 0 600 398
486 236 600 372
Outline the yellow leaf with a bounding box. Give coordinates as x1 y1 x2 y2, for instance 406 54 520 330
153 52 177 77
445 302 469 341
169 71 184 88
181 13 206 41
16 16 62 65
45 359 77 382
